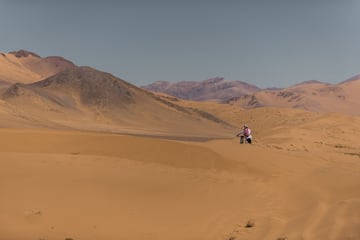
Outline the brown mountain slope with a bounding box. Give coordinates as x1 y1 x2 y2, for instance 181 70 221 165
227 79 360 115
0 66 234 138
143 77 260 101
340 74 360 84
0 50 76 84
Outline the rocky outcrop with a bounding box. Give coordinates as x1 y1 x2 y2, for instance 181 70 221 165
8 49 40 58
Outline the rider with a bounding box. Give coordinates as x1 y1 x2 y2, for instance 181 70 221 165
236 124 252 144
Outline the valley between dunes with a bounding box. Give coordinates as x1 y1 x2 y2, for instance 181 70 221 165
1 106 360 240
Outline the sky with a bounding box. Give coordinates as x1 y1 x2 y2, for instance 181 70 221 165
1 0 360 88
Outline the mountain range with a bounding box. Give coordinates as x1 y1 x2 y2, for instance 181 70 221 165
226 78 360 115
0 50 233 138
144 76 360 116
143 77 260 101
1 48 360 136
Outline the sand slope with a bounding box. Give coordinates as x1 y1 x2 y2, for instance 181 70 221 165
1 110 360 240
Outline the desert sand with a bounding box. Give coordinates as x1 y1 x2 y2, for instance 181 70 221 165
1 105 360 240
1 51 360 239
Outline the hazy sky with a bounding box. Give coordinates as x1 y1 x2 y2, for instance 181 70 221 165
1 0 360 88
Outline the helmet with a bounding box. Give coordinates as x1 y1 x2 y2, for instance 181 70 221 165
244 124 248 128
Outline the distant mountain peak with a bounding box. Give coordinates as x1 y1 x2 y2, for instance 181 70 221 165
339 74 360 84
8 49 40 58
202 77 225 84
30 66 138 107
292 80 326 87
1 50 77 84
301 80 324 84
44 56 76 66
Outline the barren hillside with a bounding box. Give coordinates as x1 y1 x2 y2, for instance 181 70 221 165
227 79 360 115
0 50 76 84
0 66 234 138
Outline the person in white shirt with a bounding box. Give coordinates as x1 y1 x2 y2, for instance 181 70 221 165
236 124 252 144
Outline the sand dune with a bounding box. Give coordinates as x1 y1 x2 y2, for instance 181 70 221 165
1 107 360 240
